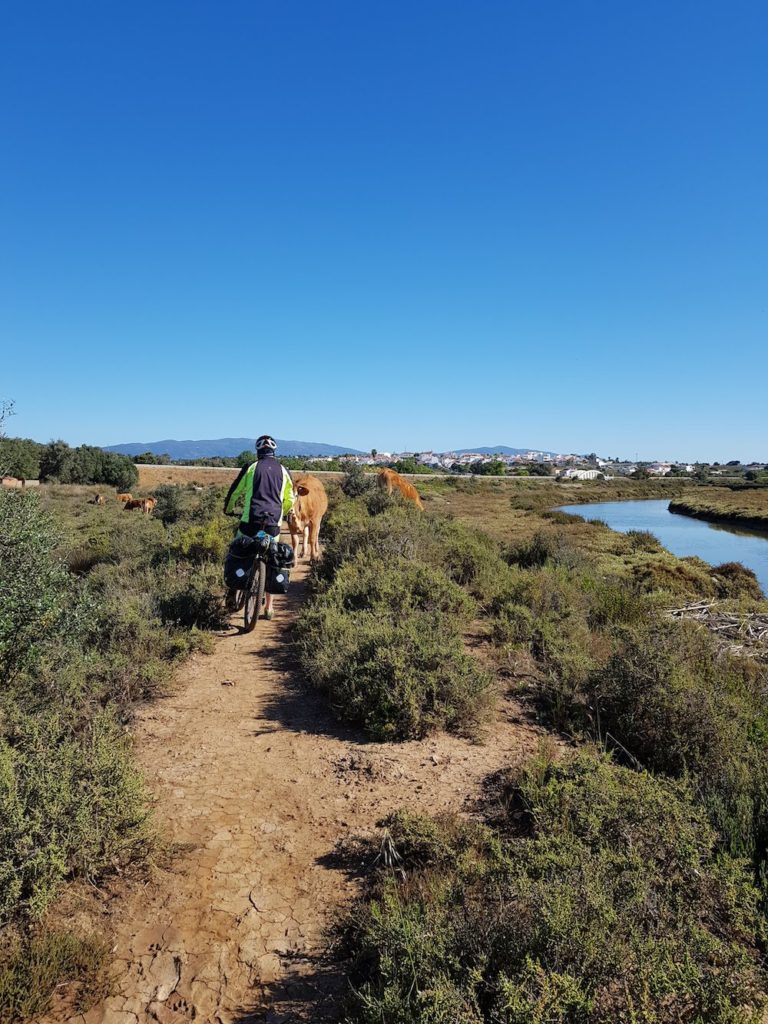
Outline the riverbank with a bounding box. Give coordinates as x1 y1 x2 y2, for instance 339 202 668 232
670 490 768 533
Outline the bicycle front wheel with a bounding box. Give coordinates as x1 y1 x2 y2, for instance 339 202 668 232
244 559 266 633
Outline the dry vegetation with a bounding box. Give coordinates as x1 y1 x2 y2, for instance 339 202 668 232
136 463 240 487
670 488 768 531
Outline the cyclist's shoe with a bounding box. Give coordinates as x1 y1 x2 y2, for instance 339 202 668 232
225 588 238 611
263 608 274 621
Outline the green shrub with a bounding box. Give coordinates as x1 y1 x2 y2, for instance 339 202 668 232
298 588 492 741
343 750 768 1024
0 708 150 922
589 619 768 869
154 563 226 630
342 463 375 498
299 513 495 740
172 514 232 563
152 484 192 524
0 491 83 681
583 575 649 628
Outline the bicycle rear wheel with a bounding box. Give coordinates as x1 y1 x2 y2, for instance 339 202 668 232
244 559 266 633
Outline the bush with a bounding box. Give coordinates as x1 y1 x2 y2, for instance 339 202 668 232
152 484 192 524
172 514 232 563
298 553 492 740
343 750 768 1024
0 709 150 923
626 528 663 553
341 463 375 498
712 561 764 600
154 563 226 631
0 491 83 681
588 619 768 869
299 495 503 739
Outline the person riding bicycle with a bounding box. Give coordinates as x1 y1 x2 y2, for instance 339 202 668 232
223 434 295 619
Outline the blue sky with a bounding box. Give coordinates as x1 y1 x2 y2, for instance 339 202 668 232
1 1 766 460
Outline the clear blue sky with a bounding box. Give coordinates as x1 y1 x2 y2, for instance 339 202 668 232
2 1 766 461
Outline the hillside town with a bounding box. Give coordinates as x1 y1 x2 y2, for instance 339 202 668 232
304 448 764 479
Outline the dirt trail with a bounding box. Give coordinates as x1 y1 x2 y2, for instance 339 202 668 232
53 563 546 1024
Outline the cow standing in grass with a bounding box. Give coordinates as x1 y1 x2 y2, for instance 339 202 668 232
378 468 424 510
123 497 156 514
288 474 328 560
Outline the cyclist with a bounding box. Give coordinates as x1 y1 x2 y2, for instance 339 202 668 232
223 434 295 619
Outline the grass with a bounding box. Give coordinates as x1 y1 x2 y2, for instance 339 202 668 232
0 929 110 1022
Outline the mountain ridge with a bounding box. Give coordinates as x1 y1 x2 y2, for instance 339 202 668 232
103 437 365 459
452 445 557 456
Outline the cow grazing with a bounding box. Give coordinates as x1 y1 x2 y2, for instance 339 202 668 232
289 474 328 560
378 468 424 510
123 497 156 514
117 492 133 503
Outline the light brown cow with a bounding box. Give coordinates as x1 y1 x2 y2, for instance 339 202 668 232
288 474 328 560
123 497 156 514
378 468 424 510
117 492 133 502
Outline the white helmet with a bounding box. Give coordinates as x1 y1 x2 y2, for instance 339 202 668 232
255 434 277 453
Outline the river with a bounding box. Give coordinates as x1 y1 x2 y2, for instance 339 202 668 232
556 499 768 595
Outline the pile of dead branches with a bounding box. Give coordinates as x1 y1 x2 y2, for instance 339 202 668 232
666 600 768 660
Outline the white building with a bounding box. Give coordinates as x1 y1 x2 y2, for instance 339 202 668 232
560 468 601 480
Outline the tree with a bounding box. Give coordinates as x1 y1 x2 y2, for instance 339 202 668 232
371 449 378 459
471 460 505 476
0 438 41 481
0 400 15 475
236 450 256 468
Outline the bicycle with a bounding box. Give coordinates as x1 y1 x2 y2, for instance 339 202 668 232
241 546 268 633
225 518 274 634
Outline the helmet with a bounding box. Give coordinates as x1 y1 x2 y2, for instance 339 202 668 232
255 434 277 454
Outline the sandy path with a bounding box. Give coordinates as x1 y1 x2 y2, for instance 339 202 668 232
53 564 545 1024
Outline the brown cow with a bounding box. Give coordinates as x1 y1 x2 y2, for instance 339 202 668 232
378 468 424 510
123 497 156 514
288 474 328 560
116 492 132 502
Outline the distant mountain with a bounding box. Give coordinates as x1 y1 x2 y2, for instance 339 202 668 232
451 445 558 456
104 437 364 460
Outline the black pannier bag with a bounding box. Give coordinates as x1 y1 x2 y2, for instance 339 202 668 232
224 534 262 589
266 564 291 594
270 542 295 568
224 549 255 589
266 541 294 594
